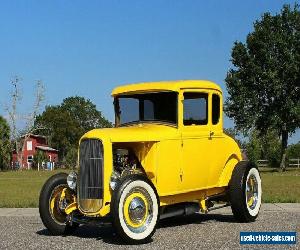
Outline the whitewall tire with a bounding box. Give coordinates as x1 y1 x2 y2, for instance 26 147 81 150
229 161 262 222
111 175 159 244
245 167 262 217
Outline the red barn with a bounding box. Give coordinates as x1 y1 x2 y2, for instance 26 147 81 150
12 134 58 169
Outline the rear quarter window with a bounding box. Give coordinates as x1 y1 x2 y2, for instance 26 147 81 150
212 94 220 125
183 93 208 125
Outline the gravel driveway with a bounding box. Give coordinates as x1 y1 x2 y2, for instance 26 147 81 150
0 204 299 250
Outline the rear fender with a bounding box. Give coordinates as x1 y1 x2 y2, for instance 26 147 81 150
217 155 240 187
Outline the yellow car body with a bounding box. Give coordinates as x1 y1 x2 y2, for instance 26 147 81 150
40 80 262 243
77 80 242 217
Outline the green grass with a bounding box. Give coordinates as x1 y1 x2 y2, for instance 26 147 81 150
0 169 68 207
0 168 299 207
260 168 300 203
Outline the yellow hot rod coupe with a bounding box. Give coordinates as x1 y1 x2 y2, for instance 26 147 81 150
39 80 262 243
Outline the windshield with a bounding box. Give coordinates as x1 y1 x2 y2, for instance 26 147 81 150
114 92 178 126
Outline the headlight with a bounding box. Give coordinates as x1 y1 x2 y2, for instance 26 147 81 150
67 171 77 190
110 171 120 190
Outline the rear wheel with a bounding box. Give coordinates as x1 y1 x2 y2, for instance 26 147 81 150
229 161 262 222
111 175 159 244
39 173 78 235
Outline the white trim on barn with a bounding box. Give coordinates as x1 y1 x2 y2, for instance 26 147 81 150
36 145 59 152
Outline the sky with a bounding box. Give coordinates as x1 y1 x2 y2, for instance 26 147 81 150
0 0 299 144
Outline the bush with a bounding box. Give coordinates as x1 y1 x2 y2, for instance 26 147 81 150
63 147 77 169
33 151 48 169
245 129 281 167
287 142 300 160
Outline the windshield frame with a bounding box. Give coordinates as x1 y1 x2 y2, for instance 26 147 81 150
114 91 178 128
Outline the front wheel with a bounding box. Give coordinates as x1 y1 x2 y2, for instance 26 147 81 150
39 173 78 235
229 161 262 222
111 175 159 244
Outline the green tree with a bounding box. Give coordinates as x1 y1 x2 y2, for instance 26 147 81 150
35 106 80 159
245 130 262 164
243 129 281 167
259 130 281 167
0 116 11 170
61 96 112 130
287 142 300 159
33 150 48 169
63 147 78 169
225 4 300 170
35 96 112 160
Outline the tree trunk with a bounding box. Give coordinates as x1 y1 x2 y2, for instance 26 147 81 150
279 127 288 171
15 140 22 170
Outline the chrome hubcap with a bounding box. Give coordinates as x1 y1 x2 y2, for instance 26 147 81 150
128 197 146 223
246 174 258 210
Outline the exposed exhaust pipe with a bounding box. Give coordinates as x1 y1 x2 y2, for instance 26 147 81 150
160 202 200 220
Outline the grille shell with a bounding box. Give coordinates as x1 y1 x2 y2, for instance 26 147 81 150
78 139 104 213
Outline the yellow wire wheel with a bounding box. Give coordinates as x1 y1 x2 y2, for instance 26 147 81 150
246 176 256 208
40 173 79 235
49 185 68 225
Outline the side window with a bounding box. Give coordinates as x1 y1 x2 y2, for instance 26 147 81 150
183 92 208 125
212 94 220 125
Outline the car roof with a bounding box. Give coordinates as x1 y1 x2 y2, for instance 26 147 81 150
111 80 222 96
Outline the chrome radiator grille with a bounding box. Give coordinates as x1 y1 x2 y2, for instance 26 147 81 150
78 139 103 212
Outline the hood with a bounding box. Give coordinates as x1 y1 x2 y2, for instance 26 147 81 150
81 123 180 143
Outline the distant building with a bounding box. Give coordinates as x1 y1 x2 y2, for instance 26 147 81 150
12 134 58 169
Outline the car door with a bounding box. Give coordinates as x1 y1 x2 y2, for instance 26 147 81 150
206 90 228 187
156 138 182 195
180 90 212 191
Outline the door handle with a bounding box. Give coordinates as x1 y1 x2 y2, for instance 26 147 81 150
209 131 214 139
179 168 183 182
